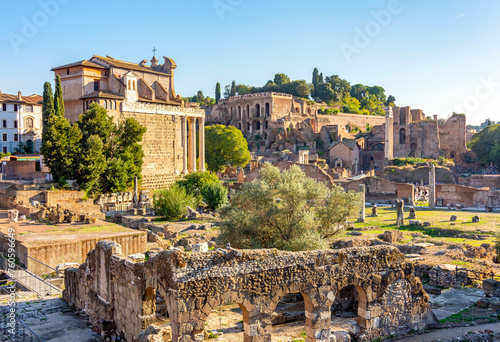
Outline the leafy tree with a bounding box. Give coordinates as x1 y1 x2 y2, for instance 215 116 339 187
77 135 106 193
215 82 221 103
236 84 252 95
104 157 129 192
342 96 362 114
350 84 367 100
230 81 236 97
153 184 195 220
224 85 231 98
78 103 114 150
54 75 65 117
325 75 351 102
318 73 324 83
205 124 251 172
176 171 220 205
296 82 311 98
360 93 385 116
201 182 228 210
385 95 396 106
470 123 500 167
217 164 362 251
366 86 386 103
274 73 290 86
315 83 336 103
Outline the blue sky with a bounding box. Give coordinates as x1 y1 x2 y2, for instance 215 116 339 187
1 0 499 125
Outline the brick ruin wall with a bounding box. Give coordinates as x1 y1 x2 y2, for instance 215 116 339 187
122 112 182 190
436 184 500 208
340 177 415 204
64 241 436 342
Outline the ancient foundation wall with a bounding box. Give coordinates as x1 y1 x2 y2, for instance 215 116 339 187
436 184 493 207
468 175 500 190
340 177 415 204
64 241 435 342
11 232 146 274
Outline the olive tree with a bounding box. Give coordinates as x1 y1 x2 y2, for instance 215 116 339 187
217 164 362 251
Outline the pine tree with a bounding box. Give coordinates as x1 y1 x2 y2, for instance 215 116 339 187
215 82 221 103
230 80 236 97
54 75 65 117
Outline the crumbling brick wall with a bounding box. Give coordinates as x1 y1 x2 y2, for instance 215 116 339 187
64 242 435 342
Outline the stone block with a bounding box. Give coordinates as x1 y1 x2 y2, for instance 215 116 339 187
483 279 500 297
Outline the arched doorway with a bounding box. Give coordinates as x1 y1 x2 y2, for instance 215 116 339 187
25 140 33 154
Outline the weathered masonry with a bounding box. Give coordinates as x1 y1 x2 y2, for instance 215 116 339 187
64 241 436 342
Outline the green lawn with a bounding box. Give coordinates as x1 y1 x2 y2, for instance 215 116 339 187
353 206 500 246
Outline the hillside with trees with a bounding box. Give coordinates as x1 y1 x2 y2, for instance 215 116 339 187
211 68 396 116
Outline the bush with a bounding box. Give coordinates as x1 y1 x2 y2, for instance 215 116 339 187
153 184 195 220
175 171 220 206
201 182 228 210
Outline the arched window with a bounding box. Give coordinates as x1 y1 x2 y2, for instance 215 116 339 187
25 117 34 128
295 107 300 113
113 101 116 110
265 103 270 116
238 106 242 120
255 104 261 118
265 121 269 129
246 105 250 118
399 128 406 144
133 81 136 91
128 80 131 90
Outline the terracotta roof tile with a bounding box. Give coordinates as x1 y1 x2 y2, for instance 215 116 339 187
0 93 42 104
91 55 171 76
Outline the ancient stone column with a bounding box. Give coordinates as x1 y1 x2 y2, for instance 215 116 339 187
133 176 138 208
188 117 197 172
182 116 188 174
357 184 366 223
198 117 206 171
429 164 436 208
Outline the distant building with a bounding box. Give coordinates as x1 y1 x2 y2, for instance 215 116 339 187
51 55 205 189
0 91 43 154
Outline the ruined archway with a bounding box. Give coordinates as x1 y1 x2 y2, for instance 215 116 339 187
399 128 406 144
255 103 261 118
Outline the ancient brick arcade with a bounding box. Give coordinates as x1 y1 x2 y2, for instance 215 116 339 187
64 241 435 341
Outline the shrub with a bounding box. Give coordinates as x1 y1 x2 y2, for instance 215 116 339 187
153 184 195 220
201 182 228 210
175 171 219 205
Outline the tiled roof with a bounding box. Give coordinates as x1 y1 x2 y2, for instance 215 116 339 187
0 93 42 104
80 90 125 100
328 139 358 151
51 60 108 70
91 55 171 76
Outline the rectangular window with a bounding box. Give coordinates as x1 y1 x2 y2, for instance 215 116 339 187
2 120 6 128
2 134 7 142
2 146 6 153
14 134 18 142
94 80 99 91
14 120 17 128
2 104 6 111
13 104 18 111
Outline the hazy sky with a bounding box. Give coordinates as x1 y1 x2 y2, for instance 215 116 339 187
1 0 499 125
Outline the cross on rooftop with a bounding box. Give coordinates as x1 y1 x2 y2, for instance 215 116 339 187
152 47 157 56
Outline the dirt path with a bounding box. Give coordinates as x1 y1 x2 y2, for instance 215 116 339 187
395 322 500 342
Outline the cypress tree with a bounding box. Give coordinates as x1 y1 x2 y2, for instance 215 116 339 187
215 82 221 103
42 82 54 127
319 73 324 84
230 80 236 97
312 68 319 98
54 75 65 117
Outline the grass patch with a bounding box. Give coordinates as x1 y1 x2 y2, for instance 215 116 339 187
440 304 500 323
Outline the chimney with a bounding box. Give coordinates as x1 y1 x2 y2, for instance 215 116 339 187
18 91 22 101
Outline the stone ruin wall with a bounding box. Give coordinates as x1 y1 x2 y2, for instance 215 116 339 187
64 241 436 342
340 177 415 204
122 112 182 190
436 184 500 208
438 114 467 162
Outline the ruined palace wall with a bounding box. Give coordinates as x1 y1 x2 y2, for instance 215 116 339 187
468 175 500 190
314 114 385 134
65 242 434 342
438 114 466 162
436 184 491 207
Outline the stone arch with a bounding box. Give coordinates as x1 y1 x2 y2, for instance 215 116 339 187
255 103 261 118
238 122 242 130
238 106 242 120
450 151 456 160
295 107 300 113
252 119 261 132
265 102 270 116
399 128 406 144
246 104 250 118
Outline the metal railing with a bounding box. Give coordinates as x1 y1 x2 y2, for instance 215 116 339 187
0 254 61 297
0 307 45 342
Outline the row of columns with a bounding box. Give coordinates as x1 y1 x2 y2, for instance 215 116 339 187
181 116 205 173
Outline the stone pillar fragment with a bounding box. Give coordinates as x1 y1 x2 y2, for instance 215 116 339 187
182 116 188 174
429 164 436 208
133 176 138 208
357 184 365 223
199 117 205 171
188 117 197 172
